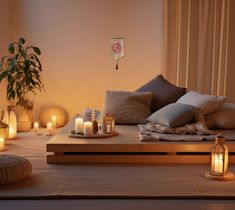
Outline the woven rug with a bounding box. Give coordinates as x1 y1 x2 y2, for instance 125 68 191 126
1 129 235 199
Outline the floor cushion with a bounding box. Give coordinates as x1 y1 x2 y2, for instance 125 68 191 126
0 154 32 185
136 74 186 113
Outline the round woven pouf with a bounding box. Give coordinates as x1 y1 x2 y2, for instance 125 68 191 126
0 154 32 185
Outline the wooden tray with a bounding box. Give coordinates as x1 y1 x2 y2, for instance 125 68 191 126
69 132 117 139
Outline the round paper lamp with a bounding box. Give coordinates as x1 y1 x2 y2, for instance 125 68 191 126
39 107 68 128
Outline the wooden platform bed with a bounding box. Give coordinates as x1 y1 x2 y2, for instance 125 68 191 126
47 122 235 164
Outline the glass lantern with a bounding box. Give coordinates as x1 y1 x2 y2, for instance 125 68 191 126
210 136 228 176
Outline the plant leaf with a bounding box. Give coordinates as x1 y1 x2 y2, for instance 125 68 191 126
8 43 14 54
33 47 41 55
19 37 25 44
0 71 9 82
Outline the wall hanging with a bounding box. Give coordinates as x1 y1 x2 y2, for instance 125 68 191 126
110 37 124 70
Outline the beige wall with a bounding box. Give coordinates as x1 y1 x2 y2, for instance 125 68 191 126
0 0 10 112
0 0 163 119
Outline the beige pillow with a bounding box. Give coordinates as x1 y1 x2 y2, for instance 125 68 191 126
102 90 153 124
176 91 226 115
205 103 235 129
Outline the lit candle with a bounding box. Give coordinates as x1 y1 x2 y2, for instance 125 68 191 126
51 116 57 129
214 154 223 174
75 118 83 133
0 137 5 152
34 122 39 134
8 127 16 139
47 122 53 136
83 121 93 136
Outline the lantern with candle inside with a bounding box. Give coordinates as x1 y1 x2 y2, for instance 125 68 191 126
3 110 17 139
205 136 234 181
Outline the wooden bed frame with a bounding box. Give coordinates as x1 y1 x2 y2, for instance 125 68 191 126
47 125 235 164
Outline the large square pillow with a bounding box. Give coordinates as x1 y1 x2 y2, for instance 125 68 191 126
205 103 235 129
176 91 226 115
136 74 186 113
102 90 153 124
147 103 196 128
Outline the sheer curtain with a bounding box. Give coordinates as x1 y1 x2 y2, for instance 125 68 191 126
163 0 235 101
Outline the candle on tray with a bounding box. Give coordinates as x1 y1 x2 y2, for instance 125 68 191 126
34 122 40 134
83 122 93 136
214 154 223 174
75 118 83 133
47 122 53 136
0 137 5 152
51 116 57 129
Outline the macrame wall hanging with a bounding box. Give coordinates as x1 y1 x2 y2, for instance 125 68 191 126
110 37 124 70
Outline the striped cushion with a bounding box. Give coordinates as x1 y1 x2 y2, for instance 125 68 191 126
0 154 32 185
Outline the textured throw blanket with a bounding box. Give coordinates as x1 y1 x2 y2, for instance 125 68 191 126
139 110 219 141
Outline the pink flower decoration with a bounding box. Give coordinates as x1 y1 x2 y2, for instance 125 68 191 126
112 42 122 53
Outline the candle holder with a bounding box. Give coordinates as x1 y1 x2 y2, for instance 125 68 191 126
205 136 235 181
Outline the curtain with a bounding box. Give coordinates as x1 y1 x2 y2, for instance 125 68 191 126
163 0 235 101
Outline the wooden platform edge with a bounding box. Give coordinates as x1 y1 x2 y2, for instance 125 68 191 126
47 154 216 164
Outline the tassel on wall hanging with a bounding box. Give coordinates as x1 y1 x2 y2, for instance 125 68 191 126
110 37 124 70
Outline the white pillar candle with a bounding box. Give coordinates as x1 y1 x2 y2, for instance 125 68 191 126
75 118 83 133
8 127 16 139
47 122 53 136
83 122 93 136
214 154 223 174
0 137 5 152
34 122 40 134
51 116 57 129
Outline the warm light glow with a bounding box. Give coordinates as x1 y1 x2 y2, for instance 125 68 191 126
214 154 223 174
51 116 57 129
0 137 5 152
75 118 83 133
83 121 93 136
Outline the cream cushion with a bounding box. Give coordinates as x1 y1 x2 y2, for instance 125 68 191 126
0 154 32 185
39 107 68 127
205 103 235 129
176 91 226 115
102 90 153 124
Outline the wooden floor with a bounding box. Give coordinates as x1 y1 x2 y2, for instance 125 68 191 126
47 125 235 164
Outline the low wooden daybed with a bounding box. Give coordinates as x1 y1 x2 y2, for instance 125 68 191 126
47 121 235 164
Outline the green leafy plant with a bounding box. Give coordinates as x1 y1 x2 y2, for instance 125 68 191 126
0 37 44 110
0 111 8 128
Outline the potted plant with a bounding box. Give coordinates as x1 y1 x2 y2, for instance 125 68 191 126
0 37 44 130
0 111 9 139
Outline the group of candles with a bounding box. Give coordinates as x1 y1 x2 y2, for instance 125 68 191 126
33 116 57 136
74 113 115 136
75 118 93 136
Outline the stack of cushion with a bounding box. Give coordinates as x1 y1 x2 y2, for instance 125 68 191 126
102 74 233 130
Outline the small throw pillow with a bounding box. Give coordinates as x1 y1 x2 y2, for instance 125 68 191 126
205 103 235 129
147 103 196 128
176 91 226 115
136 74 186 113
102 90 153 124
